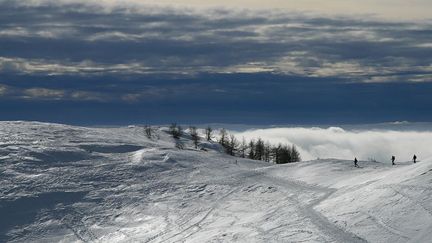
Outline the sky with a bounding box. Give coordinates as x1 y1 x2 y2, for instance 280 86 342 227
1 0 432 125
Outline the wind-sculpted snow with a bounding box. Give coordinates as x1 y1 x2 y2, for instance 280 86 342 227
0 122 431 242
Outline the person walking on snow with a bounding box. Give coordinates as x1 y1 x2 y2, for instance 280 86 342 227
354 157 359 167
413 154 417 163
391 156 396 165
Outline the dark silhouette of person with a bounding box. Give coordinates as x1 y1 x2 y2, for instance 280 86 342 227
354 157 359 167
391 156 395 165
413 154 417 163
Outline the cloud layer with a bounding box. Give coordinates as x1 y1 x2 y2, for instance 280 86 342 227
232 126 432 162
0 1 431 82
7 0 432 21
1 0 431 124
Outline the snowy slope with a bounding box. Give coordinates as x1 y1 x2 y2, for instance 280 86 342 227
0 121 431 242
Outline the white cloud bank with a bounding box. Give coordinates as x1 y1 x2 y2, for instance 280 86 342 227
232 126 432 162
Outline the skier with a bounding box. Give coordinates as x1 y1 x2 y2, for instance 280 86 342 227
354 157 359 167
413 154 417 163
391 156 395 165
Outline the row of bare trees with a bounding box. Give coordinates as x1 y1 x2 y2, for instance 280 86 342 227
209 127 301 164
162 124 300 164
168 123 200 148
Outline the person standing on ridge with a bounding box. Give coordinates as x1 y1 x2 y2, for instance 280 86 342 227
354 157 359 167
413 154 417 163
391 156 395 165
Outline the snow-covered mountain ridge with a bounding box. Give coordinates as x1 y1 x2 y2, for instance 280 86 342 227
0 121 431 242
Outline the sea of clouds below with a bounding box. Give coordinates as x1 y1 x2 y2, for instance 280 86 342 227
231 123 432 162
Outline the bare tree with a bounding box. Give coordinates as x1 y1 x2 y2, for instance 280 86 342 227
226 134 238 156
272 143 282 163
144 125 152 139
190 126 200 149
255 138 265 161
264 141 271 162
248 139 255 159
290 145 301 162
205 126 213 141
219 128 228 147
239 137 247 158
169 123 182 139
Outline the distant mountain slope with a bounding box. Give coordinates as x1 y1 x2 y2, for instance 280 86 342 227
0 122 430 242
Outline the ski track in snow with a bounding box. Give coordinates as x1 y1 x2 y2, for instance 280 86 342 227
389 185 432 216
255 173 366 243
361 211 409 240
0 121 431 242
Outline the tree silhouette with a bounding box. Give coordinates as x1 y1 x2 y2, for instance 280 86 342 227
169 123 182 139
205 126 213 141
190 126 200 149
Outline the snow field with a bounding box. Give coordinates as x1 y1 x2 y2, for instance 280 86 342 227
0 121 431 242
